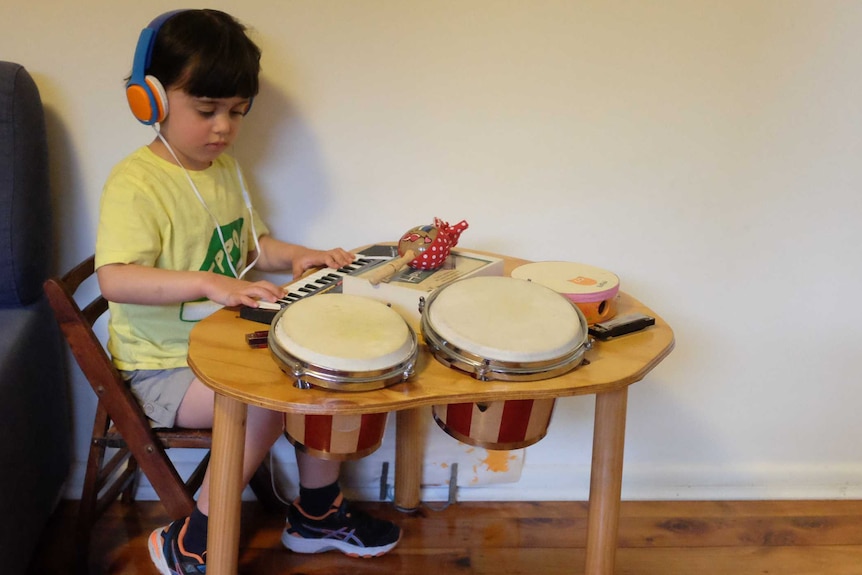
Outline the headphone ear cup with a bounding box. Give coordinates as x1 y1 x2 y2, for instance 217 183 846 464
126 75 168 125
145 75 168 123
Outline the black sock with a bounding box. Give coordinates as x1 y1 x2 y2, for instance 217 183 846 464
298 481 341 516
182 506 208 557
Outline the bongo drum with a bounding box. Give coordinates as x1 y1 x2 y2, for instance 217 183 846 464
270 293 416 459
420 276 589 382
284 411 388 460
421 276 590 450
269 293 418 392
511 261 620 324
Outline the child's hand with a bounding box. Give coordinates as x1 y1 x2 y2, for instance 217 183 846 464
291 247 354 279
204 274 284 308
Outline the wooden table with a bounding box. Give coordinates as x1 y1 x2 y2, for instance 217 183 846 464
188 252 675 575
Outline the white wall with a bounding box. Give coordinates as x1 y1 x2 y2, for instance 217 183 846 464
4 1 862 502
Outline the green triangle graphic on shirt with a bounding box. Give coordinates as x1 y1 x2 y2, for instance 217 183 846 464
201 217 244 277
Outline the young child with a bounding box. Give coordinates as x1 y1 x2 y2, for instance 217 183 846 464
96 10 401 574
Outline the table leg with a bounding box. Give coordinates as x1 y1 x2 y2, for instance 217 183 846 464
585 387 629 575
206 393 248 575
394 407 424 511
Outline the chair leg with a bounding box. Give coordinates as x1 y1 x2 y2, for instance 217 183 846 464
120 457 140 504
75 402 111 573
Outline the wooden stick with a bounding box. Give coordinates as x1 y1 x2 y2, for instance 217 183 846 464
364 250 415 286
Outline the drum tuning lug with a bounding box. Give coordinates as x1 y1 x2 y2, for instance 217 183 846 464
292 366 310 389
476 362 490 381
418 296 426 313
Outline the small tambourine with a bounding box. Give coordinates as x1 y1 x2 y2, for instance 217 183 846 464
365 218 469 285
511 261 620 324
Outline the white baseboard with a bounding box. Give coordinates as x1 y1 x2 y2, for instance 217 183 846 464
62 458 862 503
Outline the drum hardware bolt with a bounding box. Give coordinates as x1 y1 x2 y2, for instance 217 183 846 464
422 462 459 512
448 462 459 506
379 461 390 501
418 297 426 313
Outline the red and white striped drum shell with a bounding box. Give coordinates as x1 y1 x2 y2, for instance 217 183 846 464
432 398 556 450
284 412 388 461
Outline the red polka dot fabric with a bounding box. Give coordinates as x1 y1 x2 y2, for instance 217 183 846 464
400 218 469 270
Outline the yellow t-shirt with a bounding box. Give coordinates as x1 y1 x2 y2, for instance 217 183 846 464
95 147 270 371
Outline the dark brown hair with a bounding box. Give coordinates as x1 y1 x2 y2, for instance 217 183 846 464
147 9 261 99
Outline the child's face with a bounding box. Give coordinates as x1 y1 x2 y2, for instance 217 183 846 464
158 88 252 170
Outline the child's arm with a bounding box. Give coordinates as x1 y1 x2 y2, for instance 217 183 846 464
97 263 285 308
253 235 354 279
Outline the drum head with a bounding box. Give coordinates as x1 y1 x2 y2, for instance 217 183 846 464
426 276 584 363
270 294 417 390
275 294 413 370
421 276 589 381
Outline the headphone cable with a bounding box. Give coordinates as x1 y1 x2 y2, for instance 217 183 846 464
152 126 261 280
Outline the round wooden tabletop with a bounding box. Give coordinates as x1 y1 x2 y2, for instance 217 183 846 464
188 253 675 415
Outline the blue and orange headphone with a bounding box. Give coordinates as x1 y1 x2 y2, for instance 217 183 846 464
125 10 254 125
125 10 186 125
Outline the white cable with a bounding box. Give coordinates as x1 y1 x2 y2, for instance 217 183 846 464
268 450 293 506
153 126 260 279
234 162 261 279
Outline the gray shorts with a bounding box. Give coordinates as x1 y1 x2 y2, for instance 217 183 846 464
122 367 196 428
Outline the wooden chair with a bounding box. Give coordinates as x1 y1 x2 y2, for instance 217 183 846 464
43 255 282 570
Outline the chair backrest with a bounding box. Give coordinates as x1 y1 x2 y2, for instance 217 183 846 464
43 256 155 433
43 256 118 393
43 255 196 517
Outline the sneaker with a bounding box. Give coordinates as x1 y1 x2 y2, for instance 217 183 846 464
281 494 401 558
148 517 207 575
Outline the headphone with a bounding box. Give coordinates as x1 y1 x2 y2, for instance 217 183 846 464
126 10 186 125
126 10 256 125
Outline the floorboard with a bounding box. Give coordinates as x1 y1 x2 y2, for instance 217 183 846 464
26 499 862 574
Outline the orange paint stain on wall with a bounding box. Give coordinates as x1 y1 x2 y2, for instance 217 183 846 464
481 450 517 473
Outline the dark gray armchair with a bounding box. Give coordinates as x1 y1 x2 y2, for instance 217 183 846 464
0 61 71 575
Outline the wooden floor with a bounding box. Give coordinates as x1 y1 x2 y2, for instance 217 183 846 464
27 498 862 574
